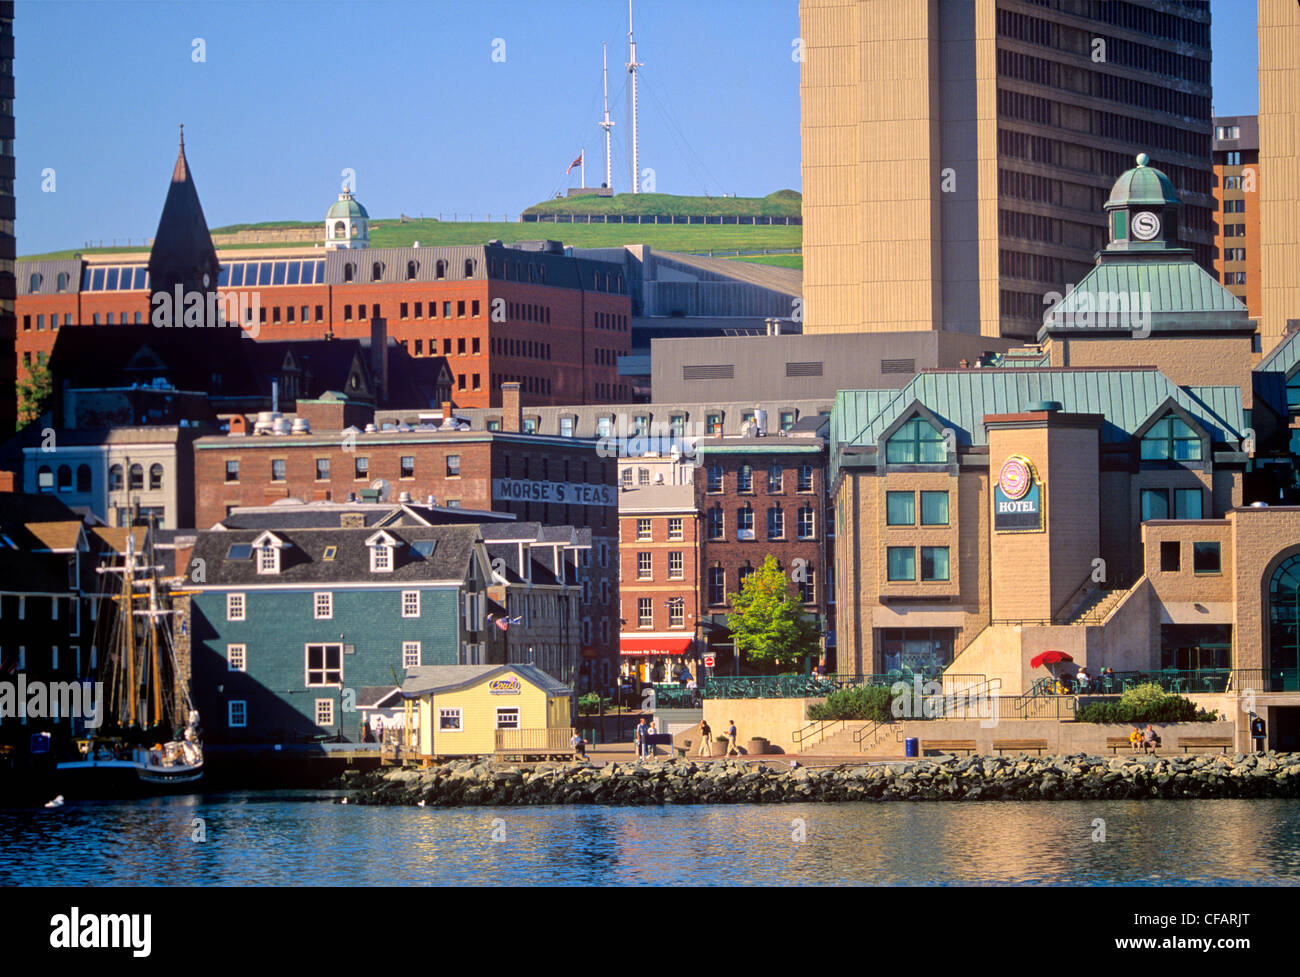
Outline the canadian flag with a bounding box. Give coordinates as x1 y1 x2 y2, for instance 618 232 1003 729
566 151 583 175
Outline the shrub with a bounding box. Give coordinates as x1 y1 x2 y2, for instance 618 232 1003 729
807 685 894 722
1076 686 1217 724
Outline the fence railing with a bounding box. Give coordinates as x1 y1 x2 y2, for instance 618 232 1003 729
702 672 989 700
494 727 575 753
521 213 802 225
649 684 703 709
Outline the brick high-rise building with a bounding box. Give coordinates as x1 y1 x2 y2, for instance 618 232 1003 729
1211 116 1260 323
799 0 1215 340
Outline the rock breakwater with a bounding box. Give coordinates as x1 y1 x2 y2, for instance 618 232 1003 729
341 751 1300 805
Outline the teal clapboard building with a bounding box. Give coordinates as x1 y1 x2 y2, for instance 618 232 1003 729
187 523 496 743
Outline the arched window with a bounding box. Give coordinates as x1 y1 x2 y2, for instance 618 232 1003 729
435 260 447 280
886 417 947 464
1270 554 1300 679
343 263 355 283
56 465 72 492
149 464 164 490
56 271 69 292
28 272 41 292
76 464 92 493
1141 413 1202 462
37 465 53 493
129 464 144 491
333 220 345 239
406 260 418 280
371 262 383 282
464 259 475 278
109 465 124 491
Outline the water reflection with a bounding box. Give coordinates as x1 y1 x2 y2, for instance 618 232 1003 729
2 795 1299 886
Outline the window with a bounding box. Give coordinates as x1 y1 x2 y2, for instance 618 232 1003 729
402 590 420 618
439 708 462 731
668 518 683 541
227 644 246 672
315 699 335 726
271 459 286 482
708 507 724 540
738 465 753 492
780 411 796 432
767 506 784 539
316 458 330 481
227 593 246 621
800 567 816 604
228 701 247 728
886 491 915 525
1193 542 1221 574
767 464 783 493
129 464 144 491
668 551 684 579
709 567 726 605
1141 415 1201 462
636 518 651 541
1141 489 1170 521
920 547 950 581
225 460 239 483
371 545 392 573
402 641 422 668
886 417 946 464
668 598 685 628
597 417 612 438
637 552 652 579
798 465 814 492
495 708 520 730
920 491 949 525
257 545 279 574
446 454 460 477
314 592 333 620
559 417 574 438
76 465 92 493
621 468 633 488
1160 540 1181 572
638 597 653 627
797 506 815 539
355 456 369 479
638 468 651 486
306 643 343 685
736 507 755 540
323 546 337 561
887 547 916 581
398 456 415 479
1175 489 1203 520
707 465 724 492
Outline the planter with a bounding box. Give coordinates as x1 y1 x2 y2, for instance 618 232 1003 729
747 737 770 756
715 736 735 755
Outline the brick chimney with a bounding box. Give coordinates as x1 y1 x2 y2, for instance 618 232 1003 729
501 381 522 432
370 314 389 405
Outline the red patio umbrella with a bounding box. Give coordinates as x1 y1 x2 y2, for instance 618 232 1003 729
1030 650 1074 669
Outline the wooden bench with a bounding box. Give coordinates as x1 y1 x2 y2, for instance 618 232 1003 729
1106 736 1147 754
994 739 1049 755
922 739 977 756
1178 736 1234 754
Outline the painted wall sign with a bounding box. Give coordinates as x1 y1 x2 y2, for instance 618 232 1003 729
492 479 616 507
994 454 1044 532
488 676 522 695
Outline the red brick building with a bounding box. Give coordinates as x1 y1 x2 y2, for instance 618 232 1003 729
616 483 700 682
693 433 834 671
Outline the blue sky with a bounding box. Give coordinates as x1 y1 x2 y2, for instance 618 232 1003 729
18 0 1258 256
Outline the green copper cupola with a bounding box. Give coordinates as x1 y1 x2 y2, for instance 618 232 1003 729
1104 153 1182 251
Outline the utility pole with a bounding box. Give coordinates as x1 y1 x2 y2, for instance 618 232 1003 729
599 43 615 190
626 0 643 193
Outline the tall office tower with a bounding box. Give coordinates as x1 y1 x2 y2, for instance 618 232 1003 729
1258 0 1300 354
800 0 1215 340
0 2 13 433
1211 116 1260 322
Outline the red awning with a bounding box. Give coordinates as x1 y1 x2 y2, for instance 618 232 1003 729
620 637 694 657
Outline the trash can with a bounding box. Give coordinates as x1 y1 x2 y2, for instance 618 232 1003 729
904 737 919 758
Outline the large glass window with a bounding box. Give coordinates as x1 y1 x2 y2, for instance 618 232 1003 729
1193 542 1221 574
887 547 916 581
1141 489 1170 521
886 418 947 464
1175 488 1203 519
921 547 950 581
886 491 915 525
1270 555 1300 680
1141 415 1202 462
920 491 949 525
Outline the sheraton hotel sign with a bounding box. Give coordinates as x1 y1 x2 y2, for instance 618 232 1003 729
993 455 1044 532
492 479 617 507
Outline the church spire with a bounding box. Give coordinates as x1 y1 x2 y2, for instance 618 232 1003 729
148 124 220 311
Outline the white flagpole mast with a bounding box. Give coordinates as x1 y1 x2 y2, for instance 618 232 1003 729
581 147 586 189
627 0 642 194
600 43 615 190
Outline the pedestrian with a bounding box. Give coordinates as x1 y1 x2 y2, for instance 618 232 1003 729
374 714 385 747
727 719 739 757
696 718 713 757
570 730 588 761
647 718 658 759
634 717 648 759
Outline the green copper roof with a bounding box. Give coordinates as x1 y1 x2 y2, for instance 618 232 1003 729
1106 153 1180 209
831 369 1245 486
326 192 369 221
1039 254 1250 339
1253 331 1300 417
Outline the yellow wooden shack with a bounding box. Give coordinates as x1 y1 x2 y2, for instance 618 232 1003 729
399 664 574 759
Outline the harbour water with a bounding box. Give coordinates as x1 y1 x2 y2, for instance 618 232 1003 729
3 792 1300 885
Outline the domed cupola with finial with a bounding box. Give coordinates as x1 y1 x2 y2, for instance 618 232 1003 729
1104 153 1183 252
324 185 369 250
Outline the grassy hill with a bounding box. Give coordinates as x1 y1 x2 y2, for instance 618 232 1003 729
524 188 800 217
23 218 801 262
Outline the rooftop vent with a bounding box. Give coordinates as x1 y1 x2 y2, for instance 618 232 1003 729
1025 400 1063 412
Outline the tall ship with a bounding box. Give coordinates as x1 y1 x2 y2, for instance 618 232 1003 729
55 527 203 795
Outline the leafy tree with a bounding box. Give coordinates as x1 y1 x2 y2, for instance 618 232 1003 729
16 357 53 430
726 554 821 669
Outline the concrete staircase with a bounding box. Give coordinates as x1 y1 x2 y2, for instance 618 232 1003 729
1057 585 1128 626
801 721 903 757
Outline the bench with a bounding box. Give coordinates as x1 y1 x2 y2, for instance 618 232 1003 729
994 739 1049 755
1106 736 1147 754
1177 736 1234 754
922 739 977 756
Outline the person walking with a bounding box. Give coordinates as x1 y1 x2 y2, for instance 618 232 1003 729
647 719 659 759
697 718 713 758
727 719 739 757
634 717 648 760
373 714 385 748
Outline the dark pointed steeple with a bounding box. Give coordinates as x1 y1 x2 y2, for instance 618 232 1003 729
147 125 221 309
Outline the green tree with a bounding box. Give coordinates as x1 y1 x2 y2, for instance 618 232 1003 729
16 357 53 430
726 554 821 669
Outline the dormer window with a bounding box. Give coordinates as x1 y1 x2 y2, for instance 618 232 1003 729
252 531 286 574
1141 414 1202 462
366 530 401 573
886 417 946 464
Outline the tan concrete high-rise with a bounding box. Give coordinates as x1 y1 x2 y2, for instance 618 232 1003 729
1258 0 1300 354
799 0 1215 340
1211 116 1260 323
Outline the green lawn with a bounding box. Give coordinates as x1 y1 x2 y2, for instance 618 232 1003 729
524 188 801 217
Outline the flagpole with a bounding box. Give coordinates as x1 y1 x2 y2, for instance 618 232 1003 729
581 148 586 189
